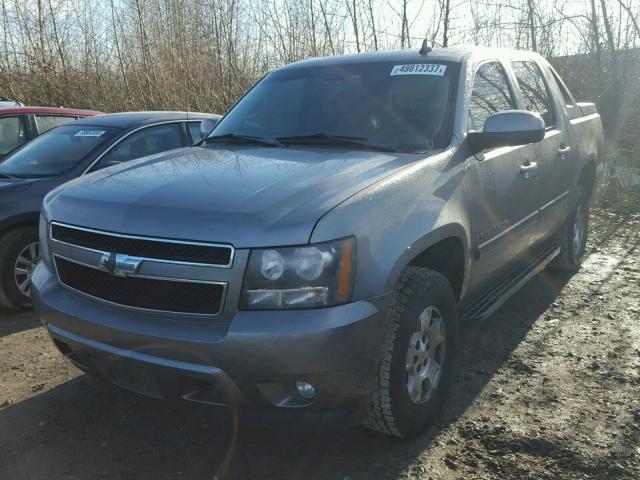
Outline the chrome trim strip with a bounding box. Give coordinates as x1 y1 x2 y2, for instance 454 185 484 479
50 221 235 269
569 112 600 125
477 209 539 252
82 120 189 174
477 189 570 255
539 190 569 213
53 254 227 317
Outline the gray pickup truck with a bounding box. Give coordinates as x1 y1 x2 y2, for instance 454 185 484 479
33 46 603 438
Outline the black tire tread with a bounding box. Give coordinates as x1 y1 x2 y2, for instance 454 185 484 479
0 226 38 309
362 267 454 437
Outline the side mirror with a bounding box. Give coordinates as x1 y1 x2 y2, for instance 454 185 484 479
468 110 545 153
199 116 221 139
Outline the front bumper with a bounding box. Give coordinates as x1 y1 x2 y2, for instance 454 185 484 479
32 262 390 424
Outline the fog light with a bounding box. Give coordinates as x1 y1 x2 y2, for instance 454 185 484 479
295 381 316 399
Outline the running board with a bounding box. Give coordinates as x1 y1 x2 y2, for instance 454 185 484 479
461 246 561 322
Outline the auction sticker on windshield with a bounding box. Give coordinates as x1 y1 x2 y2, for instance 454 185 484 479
390 64 446 76
74 129 106 137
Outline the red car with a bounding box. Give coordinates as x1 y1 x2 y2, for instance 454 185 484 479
0 106 101 159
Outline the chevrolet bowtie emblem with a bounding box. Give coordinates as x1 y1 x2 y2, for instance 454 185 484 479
98 253 143 277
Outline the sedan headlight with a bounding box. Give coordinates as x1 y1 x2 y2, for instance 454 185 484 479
240 237 355 310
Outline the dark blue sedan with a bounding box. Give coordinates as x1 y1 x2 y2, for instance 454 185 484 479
0 111 220 309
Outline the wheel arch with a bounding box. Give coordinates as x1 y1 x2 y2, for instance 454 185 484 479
578 155 599 201
0 212 39 237
385 223 470 301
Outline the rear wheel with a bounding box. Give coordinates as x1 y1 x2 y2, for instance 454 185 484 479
552 186 589 272
362 267 459 438
0 226 40 309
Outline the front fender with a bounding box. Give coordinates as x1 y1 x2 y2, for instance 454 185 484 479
310 150 470 301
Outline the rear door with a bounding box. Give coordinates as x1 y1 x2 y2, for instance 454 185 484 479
464 60 543 294
510 60 571 243
0 115 28 158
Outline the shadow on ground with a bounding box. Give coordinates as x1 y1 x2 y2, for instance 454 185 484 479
0 266 571 480
0 307 39 337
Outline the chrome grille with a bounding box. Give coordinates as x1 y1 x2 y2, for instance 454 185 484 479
51 223 233 267
48 222 232 317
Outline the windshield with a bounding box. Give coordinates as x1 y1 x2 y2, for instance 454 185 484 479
212 61 458 152
0 124 118 177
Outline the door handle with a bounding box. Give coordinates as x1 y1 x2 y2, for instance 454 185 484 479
558 144 571 160
520 161 538 173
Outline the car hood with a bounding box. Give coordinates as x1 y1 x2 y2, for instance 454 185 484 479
0 178 37 192
45 146 421 248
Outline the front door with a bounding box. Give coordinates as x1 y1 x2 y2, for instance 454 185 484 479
463 61 543 296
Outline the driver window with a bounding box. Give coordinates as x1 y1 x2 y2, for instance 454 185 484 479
92 123 182 170
469 62 515 131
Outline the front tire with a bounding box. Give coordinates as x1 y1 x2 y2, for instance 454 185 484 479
0 226 40 310
363 267 459 438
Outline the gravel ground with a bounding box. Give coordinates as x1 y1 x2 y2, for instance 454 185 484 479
1 208 639 480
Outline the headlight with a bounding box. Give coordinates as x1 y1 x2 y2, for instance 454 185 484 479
38 213 52 269
240 237 355 310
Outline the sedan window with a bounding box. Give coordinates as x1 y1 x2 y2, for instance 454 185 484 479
0 116 27 156
35 115 77 134
0 124 118 177
92 123 183 170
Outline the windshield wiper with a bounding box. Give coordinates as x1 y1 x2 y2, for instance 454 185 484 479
202 133 284 148
276 133 397 152
0 173 20 179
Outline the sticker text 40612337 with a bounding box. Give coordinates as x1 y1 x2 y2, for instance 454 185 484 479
390 64 447 76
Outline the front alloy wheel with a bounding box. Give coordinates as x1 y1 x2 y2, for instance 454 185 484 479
14 241 40 298
405 306 446 404
0 226 40 309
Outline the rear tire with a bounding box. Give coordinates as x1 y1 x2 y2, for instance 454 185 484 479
362 267 459 438
0 226 39 310
552 186 589 272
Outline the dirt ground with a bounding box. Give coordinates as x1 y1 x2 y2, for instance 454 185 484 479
1 208 639 480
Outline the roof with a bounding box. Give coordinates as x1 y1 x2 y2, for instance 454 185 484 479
72 111 219 129
0 106 101 116
279 46 543 70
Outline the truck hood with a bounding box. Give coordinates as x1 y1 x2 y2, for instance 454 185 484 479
45 145 419 247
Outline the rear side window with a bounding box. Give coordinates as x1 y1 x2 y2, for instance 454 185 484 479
93 123 183 170
35 115 76 134
511 61 556 127
187 121 204 142
549 68 576 107
469 62 515 131
0 115 27 155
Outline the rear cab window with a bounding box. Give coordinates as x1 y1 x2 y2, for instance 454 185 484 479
0 115 27 156
548 67 582 120
511 61 557 128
